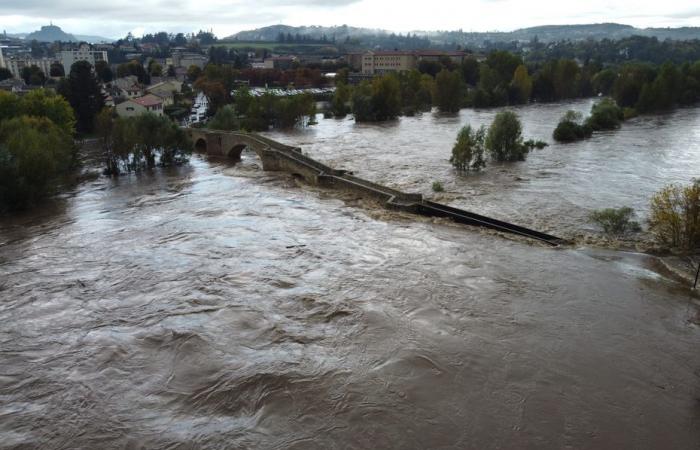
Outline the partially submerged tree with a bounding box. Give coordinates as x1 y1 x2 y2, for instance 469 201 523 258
486 110 528 161
649 181 700 251
450 125 486 171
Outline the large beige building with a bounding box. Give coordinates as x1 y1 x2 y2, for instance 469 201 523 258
358 50 469 75
361 51 417 75
59 44 108 73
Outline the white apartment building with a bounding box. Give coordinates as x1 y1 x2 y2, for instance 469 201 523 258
5 57 56 79
59 44 108 73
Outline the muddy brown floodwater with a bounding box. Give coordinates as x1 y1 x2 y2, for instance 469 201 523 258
1 102 700 449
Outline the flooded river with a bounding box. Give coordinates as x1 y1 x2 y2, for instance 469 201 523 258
1 102 699 449
267 99 700 238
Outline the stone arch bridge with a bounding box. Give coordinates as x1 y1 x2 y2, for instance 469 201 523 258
187 129 566 246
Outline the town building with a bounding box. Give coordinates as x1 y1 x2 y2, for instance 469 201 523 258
146 80 182 106
171 50 208 69
5 56 56 79
361 51 417 75
59 44 108 73
354 50 470 75
115 94 164 117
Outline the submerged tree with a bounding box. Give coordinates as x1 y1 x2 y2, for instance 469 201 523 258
96 112 191 173
434 69 462 113
486 111 528 161
450 125 486 172
0 116 75 210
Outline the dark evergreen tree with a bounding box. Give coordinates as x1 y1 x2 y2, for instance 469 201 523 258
58 61 105 134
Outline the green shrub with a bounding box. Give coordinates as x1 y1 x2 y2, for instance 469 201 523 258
432 181 445 192
590 207 641 236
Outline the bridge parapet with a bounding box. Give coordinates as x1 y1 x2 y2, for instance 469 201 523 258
186 127 565 245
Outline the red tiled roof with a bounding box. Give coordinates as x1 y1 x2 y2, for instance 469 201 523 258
132 94 162 107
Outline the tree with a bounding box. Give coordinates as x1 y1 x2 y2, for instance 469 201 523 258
193 79 228 114
351 81 374 122
450 125 486 171
460 58 480 85
434 69 462 113
116 60 149 84
95 108 121 175
649 181 700 250
510 65 532 104
486 111 528 162
100 113 191 171
19 89 76 136
585 98 623 131
148 60 163 77
332 82 351 117
58 60 105 134
208 105 239 131
21 65 46 86
371 75 402 121
187 65 202 82
0 68 12 81
553 110 592 143
94 60 113 83
49 62 65 78
589 207 641 236
0 116 75 210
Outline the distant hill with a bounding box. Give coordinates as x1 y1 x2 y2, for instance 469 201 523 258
229 22 700 47
25 25 76 42
19 25 113 43
227 24 385 41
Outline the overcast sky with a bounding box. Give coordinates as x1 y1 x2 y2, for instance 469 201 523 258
2 0 700 38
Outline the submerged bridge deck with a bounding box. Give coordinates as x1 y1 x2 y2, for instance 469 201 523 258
188 129 566 246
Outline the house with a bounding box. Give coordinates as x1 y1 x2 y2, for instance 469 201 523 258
115 94 164 117
146 80 182 106
112 77 145 98
0 78 28 93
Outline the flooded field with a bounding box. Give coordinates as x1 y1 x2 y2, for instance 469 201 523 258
1 103 699 449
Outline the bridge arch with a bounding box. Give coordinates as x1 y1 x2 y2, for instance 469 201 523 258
194 138 207 153
227 143 248 160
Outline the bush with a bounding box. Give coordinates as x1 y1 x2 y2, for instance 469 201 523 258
649 182 700 250
553 110 593 142
432 181 444 192
486 111 528 161
450 125 486 171
586 98 624 131
589 207 641 236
